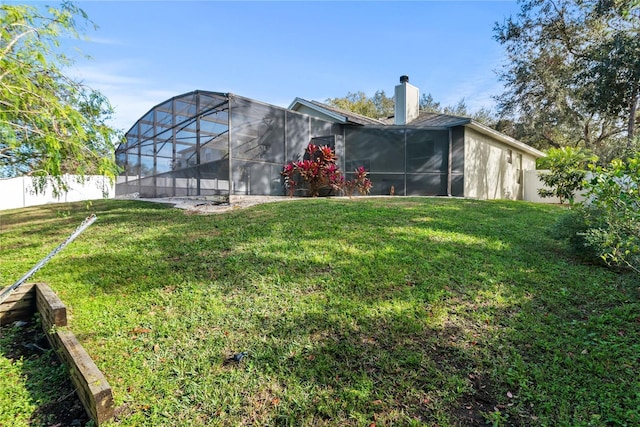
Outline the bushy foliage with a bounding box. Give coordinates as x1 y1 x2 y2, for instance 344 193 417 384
580 157 640 273
340 166 373 197
554 154 640 274
537 147 597 204
550 208 594 259
282 144 372 197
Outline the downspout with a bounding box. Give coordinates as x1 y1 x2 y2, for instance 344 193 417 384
283 111 288 197
284 111 288 162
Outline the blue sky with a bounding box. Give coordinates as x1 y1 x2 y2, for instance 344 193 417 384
56 1 522 131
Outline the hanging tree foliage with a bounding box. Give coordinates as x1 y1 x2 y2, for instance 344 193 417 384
0 2 119 195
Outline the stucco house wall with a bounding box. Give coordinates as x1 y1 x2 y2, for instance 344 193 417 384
463 127 537 200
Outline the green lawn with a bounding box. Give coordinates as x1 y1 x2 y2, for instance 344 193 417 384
0 198 638 426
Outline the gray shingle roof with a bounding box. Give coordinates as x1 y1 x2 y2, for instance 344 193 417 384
404 112 471 128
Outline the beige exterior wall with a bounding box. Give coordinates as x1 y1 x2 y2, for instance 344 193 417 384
463 128 537 200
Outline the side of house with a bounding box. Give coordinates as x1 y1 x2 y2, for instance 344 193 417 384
463 126 538 200
114 76 546 200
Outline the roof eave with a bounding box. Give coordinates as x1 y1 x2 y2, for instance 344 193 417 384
288 97 349 124
466 121 546 158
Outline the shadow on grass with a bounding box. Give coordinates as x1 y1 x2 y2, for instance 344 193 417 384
1 198 637 425
0 317 89 426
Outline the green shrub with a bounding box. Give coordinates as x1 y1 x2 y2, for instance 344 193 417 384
551 208 596 260
537 147 597 204
554 155 640 274
580 157 640 273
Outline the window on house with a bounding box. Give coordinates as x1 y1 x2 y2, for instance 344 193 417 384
311 135 336 150
507 149 513 164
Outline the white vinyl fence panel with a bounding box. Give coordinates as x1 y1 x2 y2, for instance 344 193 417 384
524 170 586 204
0 176 114 211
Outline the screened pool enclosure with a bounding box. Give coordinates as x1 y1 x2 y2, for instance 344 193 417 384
115 90 465 198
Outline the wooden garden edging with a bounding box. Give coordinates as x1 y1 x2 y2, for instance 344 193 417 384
0 283 114 425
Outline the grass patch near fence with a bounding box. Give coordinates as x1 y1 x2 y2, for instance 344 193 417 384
0 198 638 426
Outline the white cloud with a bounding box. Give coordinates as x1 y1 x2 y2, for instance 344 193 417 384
72 64 143 87
68 62 188 131
84 36 125 46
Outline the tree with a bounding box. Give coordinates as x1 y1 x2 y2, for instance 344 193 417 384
494 0 640 161
371 90 394 118
326 90 394 119
537 146 597 204
0 2 119 195
578 30 640 144
419 93 441 113
420 93 496 126
330 90 496 125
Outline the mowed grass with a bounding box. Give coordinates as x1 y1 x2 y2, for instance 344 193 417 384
0 197 638 426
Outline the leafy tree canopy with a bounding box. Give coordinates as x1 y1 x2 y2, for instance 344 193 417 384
0 1 119 195
494 0 640 162
420 94 496 126
325 90 394 119
327 90 496 126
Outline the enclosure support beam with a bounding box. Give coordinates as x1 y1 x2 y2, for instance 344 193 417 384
447 128 453 196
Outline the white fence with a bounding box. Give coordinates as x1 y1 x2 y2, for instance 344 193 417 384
0 171 586 209
0 176 114 211
524 170 586 204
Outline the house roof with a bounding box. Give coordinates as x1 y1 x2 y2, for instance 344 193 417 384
390 112 546 158
404 112 472 128
289 97 546 159
288 98 388 126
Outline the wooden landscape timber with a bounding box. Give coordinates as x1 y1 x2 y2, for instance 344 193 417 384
0 282 36 325
0 283 114 425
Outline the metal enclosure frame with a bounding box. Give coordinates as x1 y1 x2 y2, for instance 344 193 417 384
115 91 464 198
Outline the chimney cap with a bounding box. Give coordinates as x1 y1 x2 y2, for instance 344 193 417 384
399 75 409 84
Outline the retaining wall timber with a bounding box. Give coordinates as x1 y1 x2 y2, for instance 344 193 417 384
0 283 114 425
